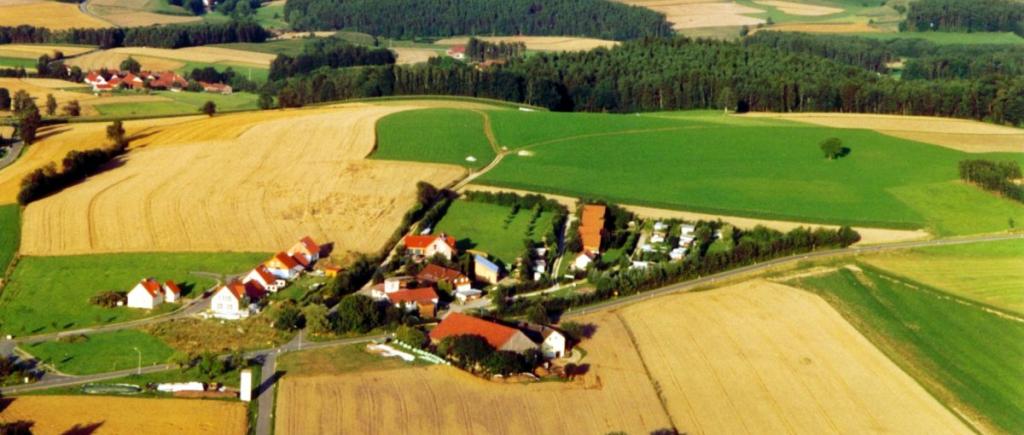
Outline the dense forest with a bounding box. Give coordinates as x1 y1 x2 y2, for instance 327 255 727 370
466 38 527 62
0 21 269 48
268 37 395 81
268 37 1024 126
903 0 1024 35
283 0 673 40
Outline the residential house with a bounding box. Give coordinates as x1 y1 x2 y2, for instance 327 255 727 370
386 287 439 318
211 280 265 320
121 72 143 89
572 252 594 271
670 247 687 261
199 81 232 94
429 313 539 354
370 276 413 300
148 71 188 90
523 325 568 359
243 265 284 293
162 280 181 303
403 233 457 261
653 221 668 232
650 233 665 244
417 264 468 289
322 264 342 277
474 255 501 284
127 278 164 309
287 236 320 269
265 252 304 280
84 71 106 88
446 45 466 60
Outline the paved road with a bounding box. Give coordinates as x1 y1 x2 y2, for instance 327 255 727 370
0 140 24 171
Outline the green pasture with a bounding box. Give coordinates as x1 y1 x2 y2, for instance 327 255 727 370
375 108 494 169
861 238 1024 314
789 267 1024 434
26 329 175 375
434 200 554 265
214 38 312 56
0 204 19 276
735 0 902 25
95 91 259 117
0 252 268 336
0 57 35 69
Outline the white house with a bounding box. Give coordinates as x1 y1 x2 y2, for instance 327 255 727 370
631 261 649 270
287 236 320 268
650 233 666 244
162 280 181 303
403 234 457 261
653 221 668 232
243 265 284 293
265 252 304 280
454 287 483 303
572 252 594 271
370 276 413 300
211 280 264 320
127 278 164 309
678 235 695 247
540 328 567 359
670 247 687 261
680 224 696 236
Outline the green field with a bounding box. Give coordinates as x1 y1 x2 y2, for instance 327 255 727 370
434 200 554 264
861 239 1024 314
0 204 19 276
214 38 311 56
788 266 1024 434
26 329 174 375
0 252 268 336
0 57 35 69
375 108 495 169
849 31 1024 45
95 91 260 117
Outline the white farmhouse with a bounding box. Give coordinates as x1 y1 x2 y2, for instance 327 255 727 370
572 252 594 271
126 278 164 309
162 280 181 303
211 280 265 320
540 328 567 359
265 252 304 280
243 265 284 293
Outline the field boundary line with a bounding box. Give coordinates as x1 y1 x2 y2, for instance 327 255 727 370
615 311 678 433
470 109 501 154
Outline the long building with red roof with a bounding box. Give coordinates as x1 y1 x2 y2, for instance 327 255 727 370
429 313 538 353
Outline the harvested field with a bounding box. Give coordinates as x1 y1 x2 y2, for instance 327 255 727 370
744 112 1024 153
619 280 972 434
0 44 94 59
87 0 200 27
66 46 276 71
20 103 466 257
276 311 672 435
758 22 882 33
0 0 110 29
392 48 440 65
616 0 765 29
753 0 842 16
434 36 619 52
0 395 246 434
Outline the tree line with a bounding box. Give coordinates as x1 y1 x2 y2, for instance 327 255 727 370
465 37 526 63
0 20 269 49
283 0 673 40
268 37 395 81
903 0 1024 35
267 37 1024 126
958 159 1024 203
18 121 129 205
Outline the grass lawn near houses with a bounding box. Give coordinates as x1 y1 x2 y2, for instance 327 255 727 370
0 204 19 275
25 329 175 376
277 343 413 376
788 266 1024 435
374 108 495 169
94 91 260 117
434 200 555 265
0 252 268 336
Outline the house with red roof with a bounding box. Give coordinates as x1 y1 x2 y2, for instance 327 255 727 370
127 278 164 309
416 264 469 290
243 264 284 293
446 45 466 60
148 71 188 90
386 287 439 318
403 233 457 261
429 313 539 354
579 204 606 255
163 280 181 303
199 81 233 94
287 236 320 268
265 252 304 280
211 280 265 319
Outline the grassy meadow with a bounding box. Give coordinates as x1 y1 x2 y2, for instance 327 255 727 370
788 266 1024 435
26 329 174 375
374 108 494 169
850 31 1024 45
0 252 268 336
0 204 19 275
861 239 1024 314
434 200 554 264
94 91 260 117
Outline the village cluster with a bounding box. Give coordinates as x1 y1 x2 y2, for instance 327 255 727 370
82 69 232 94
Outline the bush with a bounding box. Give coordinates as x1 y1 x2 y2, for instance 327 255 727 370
89 291 126 308
272 302 304 331
395 325 426 348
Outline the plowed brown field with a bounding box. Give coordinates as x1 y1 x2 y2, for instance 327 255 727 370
0 395 246 434
275 311 672 435
19 103 466 258
619 280 972 434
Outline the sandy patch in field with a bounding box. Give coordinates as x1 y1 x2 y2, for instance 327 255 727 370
745 112 1024 153
392 48 440 65
753 0 842 16
757 22 882 33
0 44 94 59
87 0 200 27
276 311 672 435
272 31 338 40
620 280 973 434
0 395 246 434
0 0 110 29
434 36 619 52
67 46 275 71
19 104 466 257
616 0 765 29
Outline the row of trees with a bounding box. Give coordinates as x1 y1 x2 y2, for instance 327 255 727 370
268 37 1024 126
0 20 269 49
903 0 1024 35
465 37 527 63
17 121 129 205
958 159 1024 203
283 0 673 40
268 37 395 81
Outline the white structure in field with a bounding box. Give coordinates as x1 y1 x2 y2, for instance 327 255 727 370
240 369 252 402
126 278 181 309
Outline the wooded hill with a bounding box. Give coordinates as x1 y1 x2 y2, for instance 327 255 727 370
0 21 269 49
904 0 1024 35
283 0 673 40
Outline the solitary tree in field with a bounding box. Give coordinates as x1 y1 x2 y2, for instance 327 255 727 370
45 94 56 116
0 88 10 111
820 137 845 159
120 56 141 73
62 100 81 117
201 100 216 117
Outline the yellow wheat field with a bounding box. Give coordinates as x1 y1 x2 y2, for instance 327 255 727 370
392 48 441 65
434 36 619 52
0 44 94 59
616 0 765 29
276 311 672 435
86 0 201 27
0 0 110 29
19 103 466 258
619 280 973 434
753 0 842 16
745 112 1024 153
67 46 275 72
0 395 247 435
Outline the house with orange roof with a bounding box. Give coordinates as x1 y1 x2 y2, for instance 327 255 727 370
162 280 181 303
265 252 304 280
402 233 457 261
386 287 440 318
127 278 165 309
287 236 320 268
578 204 606 254
446 45 466 60
243 265 284 293
429 313 539 354
211 280 265 319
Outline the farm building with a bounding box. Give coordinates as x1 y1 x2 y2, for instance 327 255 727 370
265 252 304 280
474 255 501 284
417 264 470 290
386 287 440 318
579 204 606 254
199 81 232 94
211 280 265 320
243 265 284 293
162 280 181 303
403 233 457 261
429 313 538 354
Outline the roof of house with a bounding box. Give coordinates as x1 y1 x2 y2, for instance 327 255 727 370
581 232 602 250
267 252 300 269
417 264 465 283
250 265 276 284
474 255 500 273
137 278 161 297
386 287 439 305
163 280 181 295
291 252 310 268
448 45 466 54
222 280 266 301
581 204 606 225
429 313 521 349
403 234 456 250
297 236 319 254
